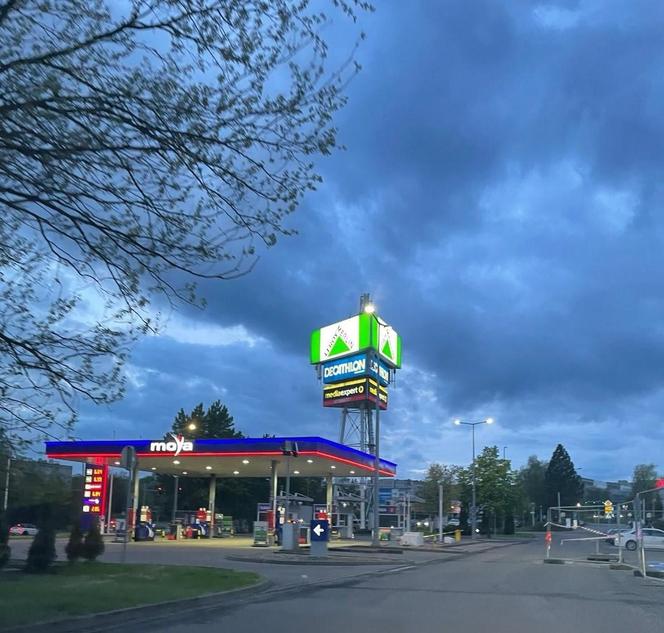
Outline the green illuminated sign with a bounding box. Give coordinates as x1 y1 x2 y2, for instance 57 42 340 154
310 313 401 368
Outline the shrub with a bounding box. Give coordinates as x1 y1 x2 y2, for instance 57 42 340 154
25 523 56 573
82 519 105 561
65 522 84 563
0 512 10 569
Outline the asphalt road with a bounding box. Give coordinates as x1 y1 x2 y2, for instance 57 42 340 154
153 538 664 633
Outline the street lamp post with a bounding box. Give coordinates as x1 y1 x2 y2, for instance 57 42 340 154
454 417 494 540
360 294 382 548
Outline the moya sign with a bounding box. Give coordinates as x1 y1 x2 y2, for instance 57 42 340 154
149 433 194 457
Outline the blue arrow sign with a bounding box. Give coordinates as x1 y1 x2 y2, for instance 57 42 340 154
310 519 329 542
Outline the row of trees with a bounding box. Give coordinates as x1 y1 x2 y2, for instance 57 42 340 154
421 444 661 534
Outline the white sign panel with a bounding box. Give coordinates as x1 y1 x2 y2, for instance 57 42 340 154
378 323 399 366
318 315 360 362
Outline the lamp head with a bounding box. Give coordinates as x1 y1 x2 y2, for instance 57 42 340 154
485 417 494 425
453 419 461 426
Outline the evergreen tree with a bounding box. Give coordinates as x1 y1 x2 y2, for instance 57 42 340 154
26 523 56 573
159 401 244 515
81 519 105 561
0 511 10 569
170 401 243 440
65 522 84 563
544 444 583 508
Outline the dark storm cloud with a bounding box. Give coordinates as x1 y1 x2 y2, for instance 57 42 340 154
77 1 664 479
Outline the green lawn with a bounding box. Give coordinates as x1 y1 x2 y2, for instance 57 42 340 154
0 563 260 628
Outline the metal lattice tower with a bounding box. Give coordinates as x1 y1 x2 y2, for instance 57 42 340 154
339 406 376 530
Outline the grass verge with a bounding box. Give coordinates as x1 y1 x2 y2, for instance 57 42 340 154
0 562 260 628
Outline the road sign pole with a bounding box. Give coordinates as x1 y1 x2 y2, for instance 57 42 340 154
641 496 647 578
106 471 114 533
617 503 623 564
120 445 137 563
438 481 444 544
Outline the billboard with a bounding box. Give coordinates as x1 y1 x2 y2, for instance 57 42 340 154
311 313 401 368
81 463 108 526
378 322 401 368
322 352 390 385
323 377 388 409
367 377 388 409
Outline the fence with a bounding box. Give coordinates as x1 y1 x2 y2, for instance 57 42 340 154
544 504 629 564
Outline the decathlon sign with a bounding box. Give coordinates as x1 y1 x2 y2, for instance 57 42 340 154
322 353 390 385
149 434 194 457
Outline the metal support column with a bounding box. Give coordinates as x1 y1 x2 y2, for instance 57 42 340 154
132 467 140 526
326 474 334 517
171 475 179 522
372 401 381 546
270 460 279 543
208 474 217 537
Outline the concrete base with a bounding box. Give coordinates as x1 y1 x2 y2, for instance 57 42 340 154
310 541 329 557
400 532 424 547
281 524 298 551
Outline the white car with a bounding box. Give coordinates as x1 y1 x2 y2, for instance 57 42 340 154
619 528 664 551
9 523 38 536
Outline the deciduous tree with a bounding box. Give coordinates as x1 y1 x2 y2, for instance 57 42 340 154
0 0 369 450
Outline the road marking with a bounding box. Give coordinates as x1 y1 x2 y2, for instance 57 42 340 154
384 565 416 573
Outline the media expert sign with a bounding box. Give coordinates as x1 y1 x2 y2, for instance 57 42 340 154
322 353 390 385
310 313 402 368
323 377 388 409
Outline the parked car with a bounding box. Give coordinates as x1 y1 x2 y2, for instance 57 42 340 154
605 528 631 544
9 523 38 536
619 528 664 551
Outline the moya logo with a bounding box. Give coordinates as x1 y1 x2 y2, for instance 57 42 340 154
149 433 194 457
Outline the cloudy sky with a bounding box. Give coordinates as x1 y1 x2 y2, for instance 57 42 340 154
71 1 664 482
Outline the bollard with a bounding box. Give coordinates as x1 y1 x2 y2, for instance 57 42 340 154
454 529 461 543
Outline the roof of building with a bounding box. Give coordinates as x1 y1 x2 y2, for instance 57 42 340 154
45 436 397 478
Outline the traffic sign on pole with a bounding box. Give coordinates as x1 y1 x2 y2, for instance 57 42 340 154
310 519 329 542
309 519 329 557
604 500 613 515
120 446 136 470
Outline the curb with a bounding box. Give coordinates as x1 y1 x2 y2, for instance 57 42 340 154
4 578 271 633
634 569 664 579
225 554 409 566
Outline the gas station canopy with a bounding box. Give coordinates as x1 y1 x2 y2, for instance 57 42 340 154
45 436 397 478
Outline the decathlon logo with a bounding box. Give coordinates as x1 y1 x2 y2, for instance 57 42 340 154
149 434 193 456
